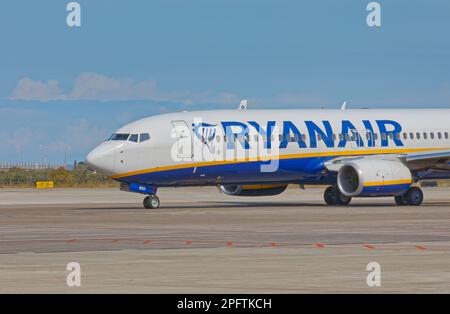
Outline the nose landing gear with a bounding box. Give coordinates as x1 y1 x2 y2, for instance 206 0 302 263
143 194 160 209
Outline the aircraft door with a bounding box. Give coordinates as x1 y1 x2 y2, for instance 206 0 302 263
171 120 193 159
115 144 128 173
114 133 139 173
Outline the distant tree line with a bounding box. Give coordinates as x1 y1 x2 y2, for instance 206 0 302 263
1 162 448 188
0 162 116 187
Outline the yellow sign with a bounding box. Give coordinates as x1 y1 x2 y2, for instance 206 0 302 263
36 181 54 189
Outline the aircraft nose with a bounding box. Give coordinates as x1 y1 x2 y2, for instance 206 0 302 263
86 145 116 175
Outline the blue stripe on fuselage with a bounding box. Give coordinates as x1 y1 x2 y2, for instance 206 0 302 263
116 156 335 186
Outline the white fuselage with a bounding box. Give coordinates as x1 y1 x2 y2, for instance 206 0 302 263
86 109 450 187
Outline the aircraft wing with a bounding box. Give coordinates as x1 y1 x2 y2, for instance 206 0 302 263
324 149 450 172
403 149 450 172
404 149 450 162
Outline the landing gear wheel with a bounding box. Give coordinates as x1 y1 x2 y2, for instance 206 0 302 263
324 187 337 205
337 193 352 205
404 187 424 206
394 195 408 206
143 195 160 209
324 186 352 206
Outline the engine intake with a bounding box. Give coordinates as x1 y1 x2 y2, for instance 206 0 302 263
337 159 412 197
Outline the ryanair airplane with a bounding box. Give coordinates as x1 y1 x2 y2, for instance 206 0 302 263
86 107 450 209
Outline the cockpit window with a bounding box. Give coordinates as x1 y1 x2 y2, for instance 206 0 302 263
129 134 139 143
140 133 150 142
108 133 130 141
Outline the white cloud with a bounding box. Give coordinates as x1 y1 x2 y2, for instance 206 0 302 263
9 72 240 105
10 78 64 101
9 73 339 107
67 73 159 101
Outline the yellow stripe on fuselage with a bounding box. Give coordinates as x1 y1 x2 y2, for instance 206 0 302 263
363 179 412 187
110 147 448 179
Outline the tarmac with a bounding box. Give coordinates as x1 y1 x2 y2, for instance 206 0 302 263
0 186 449 293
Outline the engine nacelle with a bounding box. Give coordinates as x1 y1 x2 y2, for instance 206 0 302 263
219 184 288 196
337 159 412 197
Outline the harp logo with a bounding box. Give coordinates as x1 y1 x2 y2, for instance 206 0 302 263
192 122 217 152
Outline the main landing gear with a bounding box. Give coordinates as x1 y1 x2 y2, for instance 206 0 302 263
143 194 160 209
324 186 352 206
394 186 424 206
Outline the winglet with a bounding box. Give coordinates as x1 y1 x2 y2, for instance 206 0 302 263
341 101 347 111
238 99 248 110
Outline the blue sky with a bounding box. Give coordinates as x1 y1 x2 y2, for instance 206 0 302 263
0 0 449 163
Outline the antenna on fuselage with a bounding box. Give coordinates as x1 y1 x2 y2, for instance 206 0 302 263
341 101 347 111
238 99 248 110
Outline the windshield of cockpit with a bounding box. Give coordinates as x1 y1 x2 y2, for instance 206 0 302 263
107 133 150 143
108 133 130 141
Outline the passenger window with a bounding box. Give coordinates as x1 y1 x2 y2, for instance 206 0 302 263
374 133 379 140
423 133 428 140
139 133 150 142
445 132 449 139
129 134 138 143
430 132 435 140
417 133 421 140
382 133 387 140
438 132 442 139
402 133 407 140
410 133 414 140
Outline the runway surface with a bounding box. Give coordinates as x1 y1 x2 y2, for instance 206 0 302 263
1 186 450 293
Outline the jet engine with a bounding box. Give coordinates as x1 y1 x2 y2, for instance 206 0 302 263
337 158 412 197
219 184 288 196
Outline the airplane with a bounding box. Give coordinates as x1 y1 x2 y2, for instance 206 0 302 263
86 106 450 209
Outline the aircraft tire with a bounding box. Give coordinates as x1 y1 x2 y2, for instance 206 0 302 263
337 192 352 205
143 195 160 209
324 187 337 205
394 195 408 206
404 187 424 206
324 186 351 205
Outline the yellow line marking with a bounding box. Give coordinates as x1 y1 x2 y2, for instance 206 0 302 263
110 147 449 179
363 180 412 187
